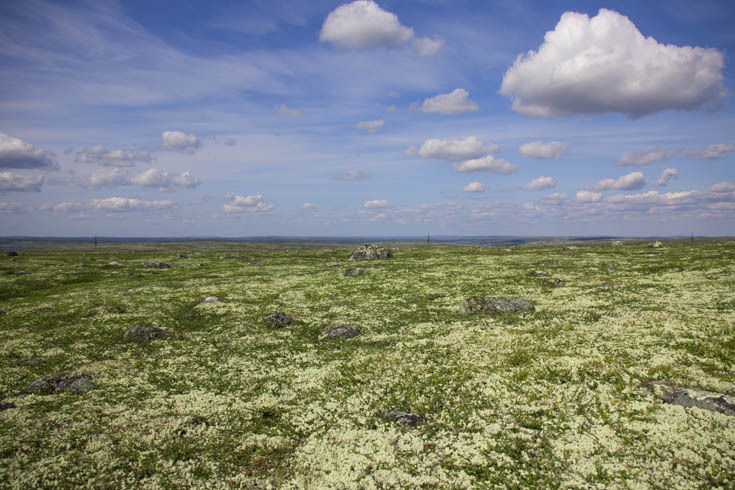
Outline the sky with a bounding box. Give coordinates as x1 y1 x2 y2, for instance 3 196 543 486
1 0 734 237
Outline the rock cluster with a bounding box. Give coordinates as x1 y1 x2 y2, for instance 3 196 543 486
264 311 293 328
123 324 169 342
461 296 535 315
348 244 393 261
27 372 94 395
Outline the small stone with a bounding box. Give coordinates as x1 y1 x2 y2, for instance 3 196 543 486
348 243 393 261
612 240 623 246
123 324 169 342
107 261 123 266
381 410 424 427
203 296 221 303
27 371 94 395
177 253 187 259
530 271 550 277
5 251 19 256
20 358 43 366
328 293 338 299
12 269 32 275
0 311 5 316
461 296 535 315
324 325 360 339
595 283 614 290
605 264 618 271
649 240 663 248
0 402 16 410
264 311 293 328
143 261 170 269
550 279 565 287
344 268 367 277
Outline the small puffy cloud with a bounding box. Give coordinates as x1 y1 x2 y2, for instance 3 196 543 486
0 172 44 192
131 169 201 189
617 148 678 167
0 132 58 170
49 197 177 213
385 105 398 112
417 136 499 161
338 170 368 181
278 105 303 117
519 141 568 159
656 168 679 187
540 193 567 206
302 202 318 209
576 190 602 202
422 89 479 115
453 155 516 174
319 0 413 49
590 171 646 191
709 182 735 193
76 145 152 167
364 199 388 208
463 182 485 192
687 144 735 159
161 131 200 152
412 36 443 56
356 120 384 132
523 176 556 190
88 168 129 189
499 9 725 117
223 193 274 213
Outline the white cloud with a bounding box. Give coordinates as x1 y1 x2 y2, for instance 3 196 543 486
88 168 130 189
278 104 303 117
0 172 44 192
338 170 368 181
576 190 602 202
364 199 388 208
655 168 679 187
0 202 30 213
463 182 485 192
617 148 678 167
590 171 646 191
385 105 398 112
412 36 443 56
302 202 318 209
709 182 735 193
48 197 177 213
417 136 498 161
0 132 58 170
523 176 556 190
540 193 567 206
499 9 725 117
519 141 567 159
223 193 274 213
453 155 516 174
421 89 479 115
319 0 413 49
356 120 384 132
161 131 200 152
687 144 735 159
76 145 152 167
131 169 201 189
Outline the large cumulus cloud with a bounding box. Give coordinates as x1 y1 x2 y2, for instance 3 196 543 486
499 9 725 118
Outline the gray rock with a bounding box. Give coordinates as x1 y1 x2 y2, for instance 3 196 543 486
19 358 43 366
324 325 360 339
348 243 393 261
550 279 566 287
381 410 424 427
595 283 614 290
344 268 367 277
12 269 32 275
461 296 535 315
27 371 94 395
123 324 169 342
655 383 735 416
143 261 170 269
264 311 293 328
605 264 618 271
202 296 221 303
0 402 16 410
530 271 550 277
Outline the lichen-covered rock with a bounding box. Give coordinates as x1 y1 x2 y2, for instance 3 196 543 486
143 261 170 269
324 325 360 340
202 296 220 303
551 279 565 287
461 296 535 315
381 410 424 427
264 311 293 328
344 268 367 277
653 383 735 416
348 243 393 261
123 324 169 342
27 371 94 395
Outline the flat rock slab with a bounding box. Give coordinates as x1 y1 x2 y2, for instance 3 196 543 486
381 410 424 427
123 324 169 342
344 268 367 277
655 383 735 416
348 244 393 260
324 325 360 340
461 296 535 315
264 311 293 328
27 372 94 395
143 261 170 269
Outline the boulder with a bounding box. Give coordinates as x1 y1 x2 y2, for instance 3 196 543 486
324 325 360 339
264 311 293 328
348 244 393 261
381 410 424 427
344 268 367 277
461 296 535 315
123 324 169 342
143 261 170 269
653 383 735 416
27 372 94 395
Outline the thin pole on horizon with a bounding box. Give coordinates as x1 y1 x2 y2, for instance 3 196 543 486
427 233 430 248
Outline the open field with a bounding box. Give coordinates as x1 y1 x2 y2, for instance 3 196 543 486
1 239 734 488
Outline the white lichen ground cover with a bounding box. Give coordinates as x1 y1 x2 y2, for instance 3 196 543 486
0 240 733 488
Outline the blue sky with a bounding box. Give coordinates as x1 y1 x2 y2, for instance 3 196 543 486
1 0 734 237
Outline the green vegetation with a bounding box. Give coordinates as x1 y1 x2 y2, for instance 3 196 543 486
1 239 734 488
